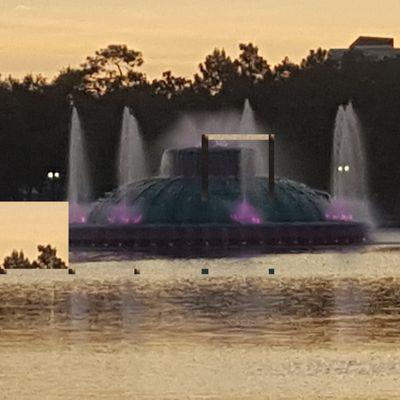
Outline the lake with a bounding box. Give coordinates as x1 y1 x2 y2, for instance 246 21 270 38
1 229 400 399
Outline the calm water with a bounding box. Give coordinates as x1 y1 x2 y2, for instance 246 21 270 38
1 230 400 399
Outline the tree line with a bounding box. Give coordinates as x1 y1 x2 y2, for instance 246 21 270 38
0 43 399 221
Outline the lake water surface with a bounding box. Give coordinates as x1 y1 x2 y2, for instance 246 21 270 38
1 230 400 399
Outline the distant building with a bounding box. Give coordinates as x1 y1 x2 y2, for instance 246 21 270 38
329 36 400 62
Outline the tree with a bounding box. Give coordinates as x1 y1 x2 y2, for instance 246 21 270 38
151 71 192 99
300 48 329 69
3 250 32 269
235 43 271 83
193 48 239 96
53 67 87 94
80 44 147 95
21 74 47 92
273 57 299 81
35 244 67 269
2 245 67 269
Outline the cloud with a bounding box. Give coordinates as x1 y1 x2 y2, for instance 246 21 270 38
15 5 31 12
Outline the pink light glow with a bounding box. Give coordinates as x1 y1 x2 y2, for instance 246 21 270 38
107 203 142 225
325 198 354 222
230 200 262 225
69 203 90 224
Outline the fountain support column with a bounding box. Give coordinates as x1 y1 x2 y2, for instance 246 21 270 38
201 134 209 201
269 134 275 197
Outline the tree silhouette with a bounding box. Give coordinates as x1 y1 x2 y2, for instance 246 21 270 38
235 43 271 83
273 56 300 81
81 44 146 95
151 71 192 99
2 245 67 269
34 244 67 269
194 48 239 96
3 250 32 269
300 48 329 69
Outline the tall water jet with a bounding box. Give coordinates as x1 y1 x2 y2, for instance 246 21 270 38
329 102 374 224
239 99 259 134
118 107 147 187
68 107 92 223
239 99 266 197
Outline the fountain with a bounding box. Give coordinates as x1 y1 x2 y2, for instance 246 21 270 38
70 140 368 251
118 107 148 187
329 102 374 225
69 101 370 252
68 107 92 224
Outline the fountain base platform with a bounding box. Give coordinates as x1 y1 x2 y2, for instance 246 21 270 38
70 222 369 253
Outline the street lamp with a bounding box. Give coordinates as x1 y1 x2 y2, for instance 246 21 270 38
46 171 61 200
47 171 60 180
337 165 350 173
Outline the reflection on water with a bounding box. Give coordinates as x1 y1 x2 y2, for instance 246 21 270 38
2 277 400 349
2 240 400 399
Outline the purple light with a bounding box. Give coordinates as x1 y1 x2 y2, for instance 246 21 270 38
325 198 354 222
231 200 262 225
69 203 90 224
107 203 142 225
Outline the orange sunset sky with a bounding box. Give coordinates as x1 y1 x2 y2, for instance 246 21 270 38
0 0 399 79
0 202 68 263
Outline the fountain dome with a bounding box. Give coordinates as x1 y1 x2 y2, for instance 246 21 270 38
88 146 331 225
70 145 369 250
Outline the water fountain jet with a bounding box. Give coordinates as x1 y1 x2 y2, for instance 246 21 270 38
67 107 92 224
330 102 374 225
118 107 148 187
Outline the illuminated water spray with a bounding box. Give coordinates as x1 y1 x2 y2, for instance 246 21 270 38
68 107 92 224
328 102 374 224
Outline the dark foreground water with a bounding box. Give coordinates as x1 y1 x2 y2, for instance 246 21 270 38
1 232 400 399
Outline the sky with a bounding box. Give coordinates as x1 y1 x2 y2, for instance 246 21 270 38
0 202 68 263
0 0 400 80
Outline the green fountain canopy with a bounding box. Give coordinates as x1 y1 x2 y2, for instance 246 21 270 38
88 146 330 225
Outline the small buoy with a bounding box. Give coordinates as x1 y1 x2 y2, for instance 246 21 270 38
201 268 209 275
68 268 76 275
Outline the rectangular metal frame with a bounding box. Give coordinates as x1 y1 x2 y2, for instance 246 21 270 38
201 133 275 201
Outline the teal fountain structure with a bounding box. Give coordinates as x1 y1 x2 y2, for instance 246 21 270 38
70 133 369 252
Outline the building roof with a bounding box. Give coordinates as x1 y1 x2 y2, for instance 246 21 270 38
350 36 394 48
